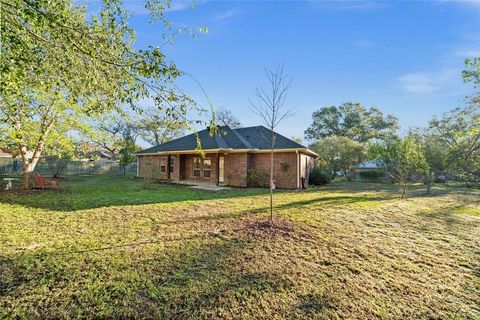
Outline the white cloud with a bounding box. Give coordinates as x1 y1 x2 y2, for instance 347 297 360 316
438 0 480 8
309 0 387 10
353 39 373 48
454 48 480 57
213 8 237 22
397 69 458 94
167 1 195 12
78 0 198 16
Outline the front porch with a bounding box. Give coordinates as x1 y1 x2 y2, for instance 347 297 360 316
137 152 235 187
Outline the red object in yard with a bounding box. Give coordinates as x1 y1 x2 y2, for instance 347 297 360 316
33 173 60 190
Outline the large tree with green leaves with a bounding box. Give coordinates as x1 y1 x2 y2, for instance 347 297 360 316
429 104 480 186
309 136 365 180
462 57 480 89
138 108 187 146
0 0 194 188
118 135 139 175
305 102 398 143
409 129 449 194
376 136 429 199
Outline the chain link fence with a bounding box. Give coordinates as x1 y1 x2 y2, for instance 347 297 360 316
0 158 137 176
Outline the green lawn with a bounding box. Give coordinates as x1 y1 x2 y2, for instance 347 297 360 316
1 176 479 319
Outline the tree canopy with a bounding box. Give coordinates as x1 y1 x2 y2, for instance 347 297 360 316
138 108 187 146
215 108 242 128
429 104 480 186
304 102 398 143
309 135 364 180
0 0 195 188
376 136 429 198
462 57 480 88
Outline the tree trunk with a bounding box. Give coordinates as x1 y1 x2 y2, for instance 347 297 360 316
22 162 33 190
270 148 273 221
401 182 407 199
19 142 46 190
426 170 433 194
19 146 34 190
269 130 275 221
16 112 55 190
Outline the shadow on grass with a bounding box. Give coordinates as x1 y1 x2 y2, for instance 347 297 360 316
294 292 334 317
241 195 391 216
2 175 476 213
0 237 294 318
321 181 479 199
417 204 479 229
0 175 267 212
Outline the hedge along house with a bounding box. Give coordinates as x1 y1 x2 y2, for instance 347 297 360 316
136 126 318 189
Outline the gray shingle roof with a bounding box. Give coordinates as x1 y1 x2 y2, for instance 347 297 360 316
136 125 307 154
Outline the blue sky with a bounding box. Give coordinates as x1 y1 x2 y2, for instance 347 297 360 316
85 0 480 143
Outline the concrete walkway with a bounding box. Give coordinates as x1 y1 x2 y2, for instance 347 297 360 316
189 184 230 191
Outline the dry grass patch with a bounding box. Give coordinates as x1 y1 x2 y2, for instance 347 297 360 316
0 176 479 319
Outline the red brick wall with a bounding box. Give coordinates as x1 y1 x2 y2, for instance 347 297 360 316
250 152 298 189
222 153 248 187
169 155 180 181
138 155 163 179
137 154 180 181
137 151 315 189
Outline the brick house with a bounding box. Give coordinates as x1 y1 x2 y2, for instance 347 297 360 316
135 126 318 189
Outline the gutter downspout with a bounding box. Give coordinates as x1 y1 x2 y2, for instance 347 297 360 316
136 156 139 177
296 150 300 189
216 153 220 187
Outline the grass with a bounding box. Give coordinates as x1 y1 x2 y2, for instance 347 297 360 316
0 175 479 319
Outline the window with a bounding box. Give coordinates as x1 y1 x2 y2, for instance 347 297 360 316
193 158 201 177
203 158 211 178
160 159 166 173
169 157 174 173
193 157 212 178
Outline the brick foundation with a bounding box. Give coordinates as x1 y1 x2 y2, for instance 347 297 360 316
137 151 315 189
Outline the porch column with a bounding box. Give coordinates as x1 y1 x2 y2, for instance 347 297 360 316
296 150 300 189
216 153 220 186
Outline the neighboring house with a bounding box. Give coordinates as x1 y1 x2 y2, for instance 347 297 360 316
136 126 318 189
78 151 114 162
0 149 13 158
351 160 385 181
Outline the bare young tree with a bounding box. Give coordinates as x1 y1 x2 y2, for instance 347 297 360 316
249 64 296 220
216 107 242 128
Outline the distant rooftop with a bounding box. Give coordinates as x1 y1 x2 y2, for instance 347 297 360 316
352 160 384 169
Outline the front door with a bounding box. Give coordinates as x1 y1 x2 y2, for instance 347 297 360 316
219 156 224 183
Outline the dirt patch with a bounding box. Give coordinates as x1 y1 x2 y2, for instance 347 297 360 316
232 216 317 242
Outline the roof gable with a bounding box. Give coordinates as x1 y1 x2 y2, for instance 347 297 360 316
234 126 306 150
136 125 307 154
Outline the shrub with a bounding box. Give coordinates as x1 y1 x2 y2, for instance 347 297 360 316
280 161 290 172
309 167 331 185
247 168 268 187
358 170 383 182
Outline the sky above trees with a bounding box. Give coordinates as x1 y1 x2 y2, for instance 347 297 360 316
81 0 480 142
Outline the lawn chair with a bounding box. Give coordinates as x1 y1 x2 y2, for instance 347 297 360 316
33 173 60 190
